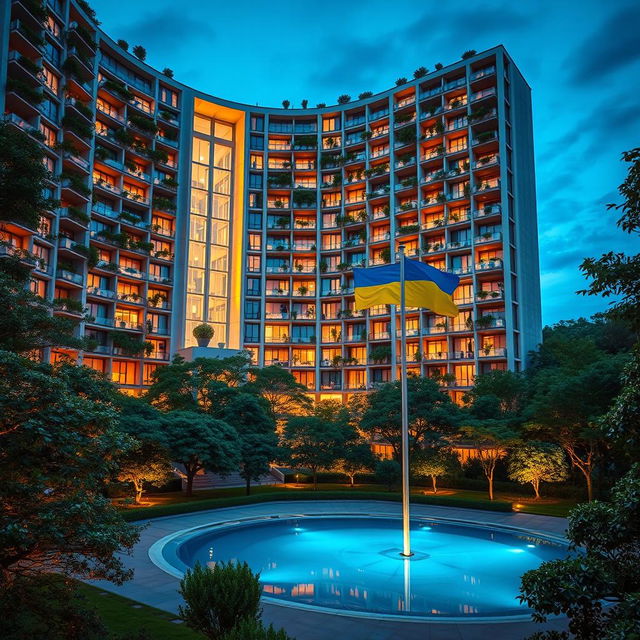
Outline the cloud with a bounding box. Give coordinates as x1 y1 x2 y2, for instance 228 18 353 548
308 2 535 91
117 9 215 51
567 4 640 85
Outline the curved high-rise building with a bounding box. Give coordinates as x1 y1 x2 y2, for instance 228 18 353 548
0 0 541 401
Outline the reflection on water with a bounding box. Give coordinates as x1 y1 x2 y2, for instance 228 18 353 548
176 517 567 617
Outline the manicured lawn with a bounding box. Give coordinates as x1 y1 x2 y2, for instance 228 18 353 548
76 582 202 639
118 483 576 520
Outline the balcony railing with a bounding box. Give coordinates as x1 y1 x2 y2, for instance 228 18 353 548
479 347 507 358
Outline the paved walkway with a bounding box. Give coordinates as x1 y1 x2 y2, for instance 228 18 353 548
90 501 569 640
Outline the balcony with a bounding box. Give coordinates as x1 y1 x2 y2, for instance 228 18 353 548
394 96 416 110
475 313 506 329
474 204 502 218
91 317 114 328
446 238 471 250
424 351 448 361
444 77 466 91
56 269 83 284
471 66 496 81
474 179 500 193
479 347 507 358
87 286 116 299
476 290 503 302
118 265 145 279
471 87 497 102
475 231 502 244
472 132 498 146
475 258 503 271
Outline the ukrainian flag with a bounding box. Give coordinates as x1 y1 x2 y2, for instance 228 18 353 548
353 258 460 317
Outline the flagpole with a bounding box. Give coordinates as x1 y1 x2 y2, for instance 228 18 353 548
398 244 412 557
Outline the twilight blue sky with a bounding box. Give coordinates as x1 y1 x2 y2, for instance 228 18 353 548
91 0 639 326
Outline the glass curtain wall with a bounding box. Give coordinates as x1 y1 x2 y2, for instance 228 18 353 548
185 114 234 346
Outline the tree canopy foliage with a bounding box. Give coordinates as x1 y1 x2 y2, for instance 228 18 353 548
0 352 139 585
519 465 640 639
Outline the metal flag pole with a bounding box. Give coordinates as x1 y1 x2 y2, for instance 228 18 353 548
398 244 413 557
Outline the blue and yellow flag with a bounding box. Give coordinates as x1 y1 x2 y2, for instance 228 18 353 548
353 258 460 317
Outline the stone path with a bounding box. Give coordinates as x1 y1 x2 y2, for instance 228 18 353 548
89 501 569 640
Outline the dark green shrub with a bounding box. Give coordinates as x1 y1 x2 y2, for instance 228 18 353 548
221 618 295 640
179 562 262 640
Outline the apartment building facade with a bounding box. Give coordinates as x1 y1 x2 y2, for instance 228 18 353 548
0 0 541 401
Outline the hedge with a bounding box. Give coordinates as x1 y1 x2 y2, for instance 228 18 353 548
285 471 585 499
120 490 513 522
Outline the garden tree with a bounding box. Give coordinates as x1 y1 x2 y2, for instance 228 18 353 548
0 351 139 584
346 391 370 429
179 561 262 640
281 416 347 489
332 441 377 486
519 464 640 639
145 354 250 413
0 123 58 230
115 439 172 503
412 448 459 494
359 376 460 459
459 423 518 500
463 369 528 418
603 346 640 459
0 574 108 640
528 317 632 374
0 258 93 359
222 393 278 495
313 398 350 427
507 442 568 499
375 459 402 491
526 356 626 500
579 147 640 334
161 411 240 496
246 365 312 423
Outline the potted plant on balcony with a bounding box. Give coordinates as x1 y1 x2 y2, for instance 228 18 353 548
482 343 493 356
476 315 494 329
477 289 489 299
193 323 214 347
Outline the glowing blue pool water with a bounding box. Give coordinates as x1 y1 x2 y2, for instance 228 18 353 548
163 516 568 619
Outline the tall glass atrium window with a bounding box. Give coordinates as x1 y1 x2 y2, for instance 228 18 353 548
186 114 235 347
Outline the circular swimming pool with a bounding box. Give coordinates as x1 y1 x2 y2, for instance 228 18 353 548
151 514 568 621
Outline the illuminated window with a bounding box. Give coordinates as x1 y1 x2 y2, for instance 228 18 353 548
187 268 205 293
210 219 229 246
188 242 206 268
191 163 209 189
192 138 210 163
214 145 232 170
213 169 231 195
194 115 211 135
186 294 204 320
209 272 228 297
208 297 227 323
212 195 230 220
189 216 207 242
112 360 138 385
209 246 228 271
191 189 208 215
215 121 233 141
